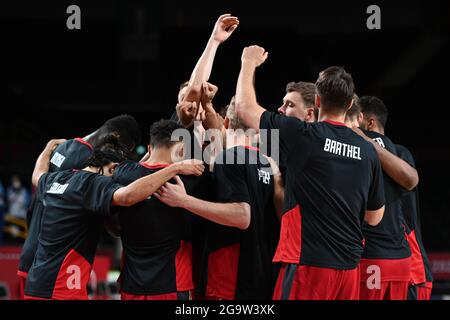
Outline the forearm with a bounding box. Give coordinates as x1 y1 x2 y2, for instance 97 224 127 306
189 37 220 87
182 195 250 229
273 174 285 220
31 148 53 187
235 63 265 129
372 143 419 190
114 165 179 206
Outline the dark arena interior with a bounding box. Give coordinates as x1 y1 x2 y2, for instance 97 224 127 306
0 0 449 307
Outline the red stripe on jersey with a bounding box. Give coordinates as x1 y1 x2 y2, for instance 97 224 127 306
75 138 93 150
359 257 411 282
244 145 260 152
273 205 301 264
323 120 347 127
52 249 92 300
405 230 427 285
175 241 194 292
139 162 171 169
206 243 240 300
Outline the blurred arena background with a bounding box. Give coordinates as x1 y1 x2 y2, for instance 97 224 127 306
0 0 449 299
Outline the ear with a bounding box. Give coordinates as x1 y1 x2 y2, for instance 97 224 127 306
177 143 184 159
305 107 315 122
224 117 230 129
357 112 364 126
109 163 119 175
315 94 321 109
367 118 376 130
345 99 354 113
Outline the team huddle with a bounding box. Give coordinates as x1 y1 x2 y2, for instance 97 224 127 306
18 14 432 300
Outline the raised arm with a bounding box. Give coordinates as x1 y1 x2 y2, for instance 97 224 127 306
32 139 67 187
235 45 269 130
154 176 250 229
112 159 205 207
183 14 239 105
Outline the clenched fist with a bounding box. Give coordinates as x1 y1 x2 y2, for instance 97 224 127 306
241 45 268 68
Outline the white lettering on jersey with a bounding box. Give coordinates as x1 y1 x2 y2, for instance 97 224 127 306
366 265 381 290
50 152 66 168
323 138 362 160
372 137 385 148
66 265 81 290
47 182 69 195
258 169 271 185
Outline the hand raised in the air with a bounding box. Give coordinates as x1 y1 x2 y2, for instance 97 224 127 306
211 14 239 44
241 45 269 68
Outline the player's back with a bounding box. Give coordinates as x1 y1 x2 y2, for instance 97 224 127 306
112 161 208 295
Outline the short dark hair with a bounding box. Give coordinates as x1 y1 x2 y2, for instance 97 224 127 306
315 66 355 113
345 94 361 122
99 114 141 152
359 96 389 128
85 135 126 169
149 119 183 148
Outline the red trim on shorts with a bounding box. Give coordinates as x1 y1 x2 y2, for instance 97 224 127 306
359 257 411 282
121 291 179 300
18 273 27 300
75 138 93 150
273 205 301 263
405 230 427 285
140 162 170 169
206 243 240 300
51 249 92 300
323 120 347 127
417 282 432 300
175 241 194 292
24 295 51 300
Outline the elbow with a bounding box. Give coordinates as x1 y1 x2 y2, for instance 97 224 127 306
404 172 419 191
236 203 251 230
365 206 385 227
114 189 134 207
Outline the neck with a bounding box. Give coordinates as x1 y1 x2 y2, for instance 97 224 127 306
371 125 385 135
225 131 252 149
318 111 346 124
145 148 174 165
83 166 99 174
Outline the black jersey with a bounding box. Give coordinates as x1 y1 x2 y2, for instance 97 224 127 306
112 161 211 295
198 145 279 300
396 144 433 283
19 138 94 275
260 112 385 270
24 170 121 299
361 131 411 260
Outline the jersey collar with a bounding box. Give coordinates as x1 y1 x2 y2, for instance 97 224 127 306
323 120 347 127
139 162 171 169
75 137 94 150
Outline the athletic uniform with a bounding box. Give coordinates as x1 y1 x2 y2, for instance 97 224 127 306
18 138 93 299
396 144 433 300
24 170 121 300
359 132 411 300
112 161 210 300
259 112 385 300
197 145 279 300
